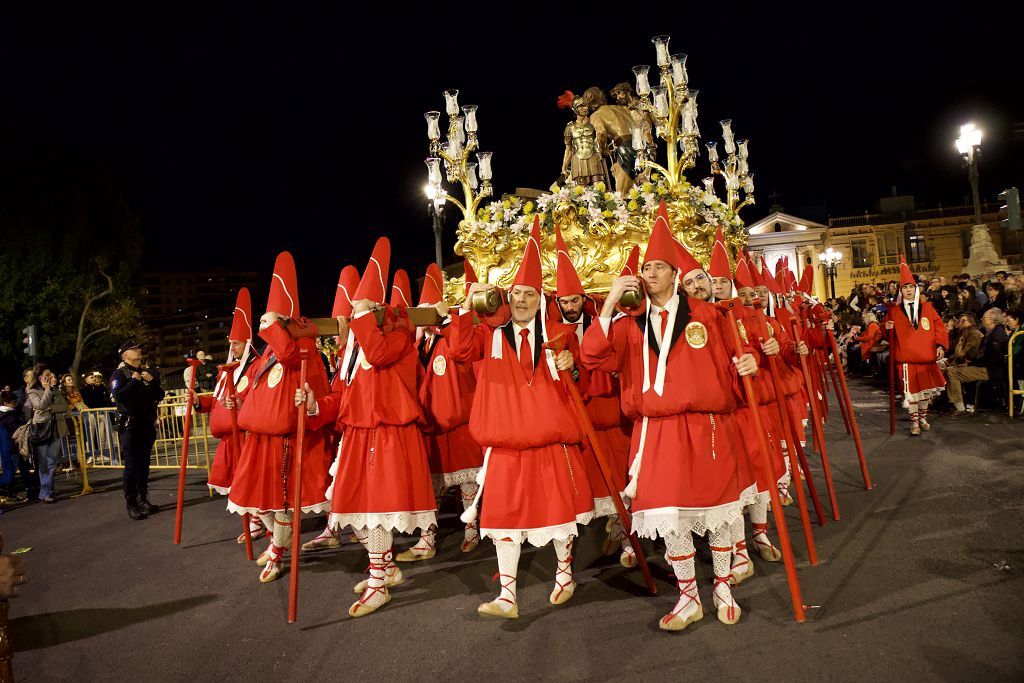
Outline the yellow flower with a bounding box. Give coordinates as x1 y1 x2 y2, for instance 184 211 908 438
629 187 639 199
656 186 667 195
524 201 534 214
651 173 660 181
538 212 547 222
572 186 584 196
602 210 613 218
480 212 491 222
641 183 654 193
494 212 504 221
603 192 614 201
627 199 638 211
502 200 511 209
594 181 606 193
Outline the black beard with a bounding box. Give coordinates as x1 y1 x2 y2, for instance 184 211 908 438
562 309 583 323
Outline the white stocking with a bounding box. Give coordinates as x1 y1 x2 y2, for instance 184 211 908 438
662 531 700 621
552 536 575 596
729 516 749 574
492 538 521 611
412 524 437 552
355 527 394 610
460 483 480 541
710 526 738 612
270 511 292 560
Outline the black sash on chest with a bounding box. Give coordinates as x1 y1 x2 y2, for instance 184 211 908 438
898 303 919 331
253 353 278 385
501 315 543 369
634 294 691 355
419 333 442 368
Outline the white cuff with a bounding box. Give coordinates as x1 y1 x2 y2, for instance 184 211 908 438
353 310 371 320
598 316 612 335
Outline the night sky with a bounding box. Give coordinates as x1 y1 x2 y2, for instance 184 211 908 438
4 10 1021 315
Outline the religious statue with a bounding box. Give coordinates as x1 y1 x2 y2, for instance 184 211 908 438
607 82 655 193
558 91 609 187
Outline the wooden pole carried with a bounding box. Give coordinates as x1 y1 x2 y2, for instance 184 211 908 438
173 357 204 545
287 349 310 623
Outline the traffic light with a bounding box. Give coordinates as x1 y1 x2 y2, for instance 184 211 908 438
999 187 1021 231
21 325 37 359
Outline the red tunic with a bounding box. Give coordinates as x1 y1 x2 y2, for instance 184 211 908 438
312 311 436 533
227 322 332 514
884 299 948 405
418 327 484 487
581 295 757 538
196 359 258 494
451 310 594 546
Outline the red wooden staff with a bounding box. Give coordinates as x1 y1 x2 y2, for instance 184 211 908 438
825 329 873 490
752 309 821 564
288 349 310 624
544 336 657 595
789 319 840 521
718 300 805 622
174 357 204 545
219 361 254 561
888 328 896 435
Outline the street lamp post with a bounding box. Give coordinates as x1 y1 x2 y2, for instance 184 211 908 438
818 247 842 299
955 123 984 225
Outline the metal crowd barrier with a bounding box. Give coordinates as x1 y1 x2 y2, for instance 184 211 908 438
67 392 217 495
1010 329 1024 418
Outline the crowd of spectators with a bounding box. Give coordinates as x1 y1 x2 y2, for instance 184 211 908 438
830 270 1024 414
0 366 113 505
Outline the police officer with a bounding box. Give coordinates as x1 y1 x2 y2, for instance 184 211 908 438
110 341 165 520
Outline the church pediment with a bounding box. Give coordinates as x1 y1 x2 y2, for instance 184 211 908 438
747 211 828 235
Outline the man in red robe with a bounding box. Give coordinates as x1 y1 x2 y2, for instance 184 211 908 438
297 238 438 618
581 205 758 632
884 256 948 435
396 263 485 561
453 218 594 619
192 288 263 540
550 226 633 566
228 252 333 584
301 265 362 552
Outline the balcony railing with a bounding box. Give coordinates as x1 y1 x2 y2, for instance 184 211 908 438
828 203 1000 228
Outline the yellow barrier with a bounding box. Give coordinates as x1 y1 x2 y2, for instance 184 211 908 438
1010 329 1023 418
69 392 217 496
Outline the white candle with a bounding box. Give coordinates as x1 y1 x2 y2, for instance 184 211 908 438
632 65 650 97
707 142 719 163
652 35 670 67
444 89 460 116
670 53 686 86
425 111 441 141
652 86 669 117
477 151 493 180
462 105 478 133
467 163 479 190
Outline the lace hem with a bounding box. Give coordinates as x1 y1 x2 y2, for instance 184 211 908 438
226 500 330 516
433 467 480 490
208 484 230 496
631 484 756 540
902 387 943 408
481 511 595 547
328 510 437 534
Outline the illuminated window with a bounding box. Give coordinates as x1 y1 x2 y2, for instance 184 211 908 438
877 231 900 265
904 223 928 262
851 238 872 268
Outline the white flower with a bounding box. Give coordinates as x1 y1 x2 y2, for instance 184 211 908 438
537 194 553 211
613 207 629 224
588 206 604 222
641 192 656 206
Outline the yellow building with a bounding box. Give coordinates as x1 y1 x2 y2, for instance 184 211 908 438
745 199 1021 300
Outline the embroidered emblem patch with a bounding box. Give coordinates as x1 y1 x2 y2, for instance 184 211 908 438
267 364 284 389
921 317 930 331
685 321 708 349
235 375 249 393
432 356 447 376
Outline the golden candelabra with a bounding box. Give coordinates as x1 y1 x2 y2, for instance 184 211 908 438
705 119 755 214
425 89 493 221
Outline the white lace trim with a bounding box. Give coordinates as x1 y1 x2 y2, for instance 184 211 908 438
226 500 330 516
902 387 943 409
434 467 480 490
207 483 230 496
328 510 437 534
631 483 757 540
481 511 595 547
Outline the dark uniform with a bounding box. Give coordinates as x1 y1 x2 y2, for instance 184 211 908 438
110 354 165 519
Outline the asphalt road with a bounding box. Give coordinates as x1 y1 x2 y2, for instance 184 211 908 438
5 380 1023 681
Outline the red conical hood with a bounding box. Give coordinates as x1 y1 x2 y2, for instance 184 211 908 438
798 264 815 294
760 256 783 294
674 239 704 278
229 287 253 341
708 227 732 280
390 269 412 308
733 253 756 291
512 216 544 292
786 261 798 291
620 244 640 277
644 201 682 270
266 251 300 318
899 254 915 288
331 266 360 318
419 263 444 306
353 237 391 304
554 225 585 297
